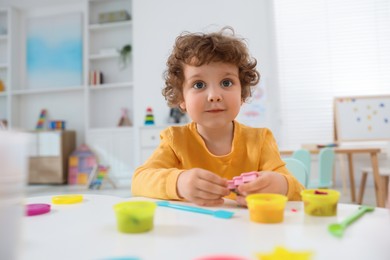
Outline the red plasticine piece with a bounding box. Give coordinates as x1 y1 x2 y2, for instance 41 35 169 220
314 190 328 195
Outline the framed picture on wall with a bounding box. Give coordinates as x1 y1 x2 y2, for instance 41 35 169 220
26 12 83 89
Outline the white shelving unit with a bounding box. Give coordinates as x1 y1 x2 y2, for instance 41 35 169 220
0 8 9 126
85 0 134 181
1 0 135 181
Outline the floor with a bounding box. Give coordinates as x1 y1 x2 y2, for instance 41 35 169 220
26 183 379 207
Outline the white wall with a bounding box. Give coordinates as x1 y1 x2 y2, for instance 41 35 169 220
133 0 278 130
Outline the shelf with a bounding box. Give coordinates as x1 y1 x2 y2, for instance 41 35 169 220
12 86 84 95
89 21 132 31
88 82 133 90
0 63 8 69
87 126 133 133
89 52 119 60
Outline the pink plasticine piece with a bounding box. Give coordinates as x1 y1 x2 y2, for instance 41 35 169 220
26 203 51 216
233 176 243 186
227 180 236 190
241 171 258 183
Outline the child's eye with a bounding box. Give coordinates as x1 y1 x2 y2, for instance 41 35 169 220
193 81 206 89
221 80 233 88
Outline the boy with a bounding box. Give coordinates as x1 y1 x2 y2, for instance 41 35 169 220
131 27 304 206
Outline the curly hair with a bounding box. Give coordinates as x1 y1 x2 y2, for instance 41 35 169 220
162 27 260 108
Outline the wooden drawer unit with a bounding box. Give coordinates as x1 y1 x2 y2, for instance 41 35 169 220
28 130 76 184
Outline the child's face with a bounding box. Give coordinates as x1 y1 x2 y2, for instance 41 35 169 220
180 62 242 129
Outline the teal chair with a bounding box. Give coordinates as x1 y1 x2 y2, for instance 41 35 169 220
308 147 335 189
292 148 311 178
284 158 309 187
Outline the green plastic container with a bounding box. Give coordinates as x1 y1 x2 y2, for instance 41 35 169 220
113 201 157 233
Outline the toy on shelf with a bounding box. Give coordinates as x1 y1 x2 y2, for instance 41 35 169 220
117 108 132 127
88 165 116 190
0 119 7 130
68 144 97 185
144 107 155 125
35 109 48 130
0 79 5 92
48 120 66 130
168 108 187 124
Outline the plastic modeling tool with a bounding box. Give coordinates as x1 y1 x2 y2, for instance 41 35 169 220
156 201 234 219
328 205 375 237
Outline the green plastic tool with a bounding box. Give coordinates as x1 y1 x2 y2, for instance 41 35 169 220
328 205 375 238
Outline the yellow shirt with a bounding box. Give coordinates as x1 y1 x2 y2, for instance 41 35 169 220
131 121 303 201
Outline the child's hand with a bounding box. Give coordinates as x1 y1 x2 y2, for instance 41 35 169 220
235 171 288 207
177 168 230 206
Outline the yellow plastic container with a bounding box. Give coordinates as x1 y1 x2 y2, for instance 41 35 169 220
113 201 157 233
246 194 288 224
301 189 340 216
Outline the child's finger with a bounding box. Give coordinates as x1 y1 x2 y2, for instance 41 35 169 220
197 179 230 196
198 169 228 186
237 173 270 195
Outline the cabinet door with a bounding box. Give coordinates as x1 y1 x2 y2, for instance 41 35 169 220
140 128 162 147
139 126 165 164
37 132 61 156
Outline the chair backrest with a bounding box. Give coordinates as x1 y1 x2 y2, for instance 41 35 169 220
284 158 309 187
318 147 335 187
292 149 311 177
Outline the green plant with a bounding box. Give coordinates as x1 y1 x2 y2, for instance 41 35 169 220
119 44 132 69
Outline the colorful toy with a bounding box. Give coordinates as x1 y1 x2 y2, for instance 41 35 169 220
88 165 108 189
35 109 48 130
48 120 66 130
144 107 155 125
68 144 97 185
227 171 258 193
118 108 132 127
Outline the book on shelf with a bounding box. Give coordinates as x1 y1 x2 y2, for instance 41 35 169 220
89 70 104 85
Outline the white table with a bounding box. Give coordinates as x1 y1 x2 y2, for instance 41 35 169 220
22 194 390 260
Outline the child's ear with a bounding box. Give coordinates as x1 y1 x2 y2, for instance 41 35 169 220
179 102 186 111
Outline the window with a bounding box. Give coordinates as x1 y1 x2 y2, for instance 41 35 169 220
273 0 390 148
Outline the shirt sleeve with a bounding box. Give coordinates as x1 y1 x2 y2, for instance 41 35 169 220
131 130 183 200
259 129 304 201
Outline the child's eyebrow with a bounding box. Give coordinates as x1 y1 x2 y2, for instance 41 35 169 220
185 73 202 81
223 72 239 78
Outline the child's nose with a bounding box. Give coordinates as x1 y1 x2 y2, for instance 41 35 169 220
207 87 222 102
